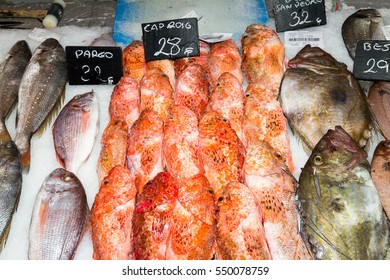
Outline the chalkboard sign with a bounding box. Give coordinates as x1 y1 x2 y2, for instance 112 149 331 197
353 40 390 81
273 0 327 32
142 18 200 62
66 46 123 85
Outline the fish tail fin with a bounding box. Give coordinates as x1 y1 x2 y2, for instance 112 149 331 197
0 121 12 143
0 220 12 254
20 149 31 173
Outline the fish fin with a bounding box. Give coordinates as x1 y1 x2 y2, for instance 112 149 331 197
55 150 65 169
0 126 12 143
20 148 31 173
0 220 12 253
35 87 65 137
312 169 321 198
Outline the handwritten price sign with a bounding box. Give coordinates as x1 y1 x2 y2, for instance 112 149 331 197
353 40 390 81
65 46 123 85
142 18 200 61
273 0 327 32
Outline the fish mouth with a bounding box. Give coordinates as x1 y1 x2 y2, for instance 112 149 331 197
318 126 367 169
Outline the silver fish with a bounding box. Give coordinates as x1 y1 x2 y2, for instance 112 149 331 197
28 168 89 260
52 91 99 174
0 40 31 141
0 140 22 253
342 9 385 59
14 38 67 173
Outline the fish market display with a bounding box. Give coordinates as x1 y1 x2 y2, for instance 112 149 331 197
14 38 67 173
0 140 22 253
279 45 372 151
208 39 243 88
207 72 244 143
52 91 99 174
241 24 285 92
126 109 164 193
244 139 311 259
199 110 245 200
0 40 31 140
91 165 137 260
298 126 389 260
243 84 294 172
371 141 390 218
109 76 140 128
132 171 178 260
166 174 216 260
163 105 201 181
122 39 147 85
174 63 210 120
216 181 271 260
140 67 174 122
28 168 89 260
368 81 390 140
342 9 385 59
97 118 128 184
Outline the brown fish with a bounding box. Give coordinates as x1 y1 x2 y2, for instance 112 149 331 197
368 81 390 140
279 45 372 151
371 141 390 218
28 168 89 260
14 38 67 173
0 40 31 141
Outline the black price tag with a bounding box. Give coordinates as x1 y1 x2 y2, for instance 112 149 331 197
142 18 200 62
273 0 326 32
65 46 123 85
353 40 390 81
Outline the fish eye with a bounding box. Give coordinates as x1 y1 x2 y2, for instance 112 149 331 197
74 94 81 100
222 118 228 123
274 151 282 159
208 189 213 194
313 155 323 165
63 174 73 182
245 93 251 97
103 180 109 185
218 196 223 202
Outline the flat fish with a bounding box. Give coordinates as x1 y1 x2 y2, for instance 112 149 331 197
91 165 137 260
279 45 372 151
0 140 22 253
53 91 99 174
28 168 89 260
0 40 31 141
14 38 67 173
298 126 389 260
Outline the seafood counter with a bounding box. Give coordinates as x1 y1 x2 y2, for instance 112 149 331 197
0 7 389 260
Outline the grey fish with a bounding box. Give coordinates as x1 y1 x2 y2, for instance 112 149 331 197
342 9 385 59
28 168 89 260
0 139 22 254
52 91 99 174
279 45 372 151
0 40 31 141
14 38 67 173
298 126 389 260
